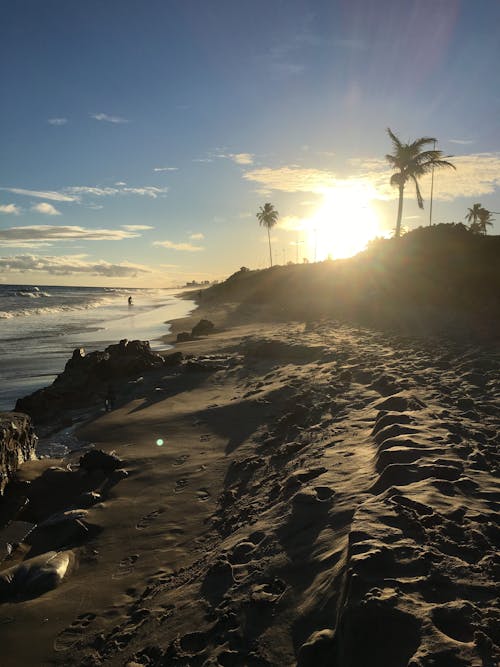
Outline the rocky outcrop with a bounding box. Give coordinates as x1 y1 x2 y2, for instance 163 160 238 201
191 319 215 337
15 339 164 427
0 413 37 496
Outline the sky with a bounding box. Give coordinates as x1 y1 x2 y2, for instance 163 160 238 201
1 0 499 287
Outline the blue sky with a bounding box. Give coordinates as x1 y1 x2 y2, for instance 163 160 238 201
1 0 499 286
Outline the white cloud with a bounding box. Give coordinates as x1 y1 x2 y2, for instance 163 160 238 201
228 153 254 165
0 254 150 277
0 225 139 246
48 117 68 126
1 187 77 202
153 240 204 252
352 152 500 201
31 202 61 216
0 204 21 215
277 215 307 232
244 166 336 193
449 139 474 145
121 225 154 231
114 181 127 186
91 112 128 124
189 232 204 240
153 167 178 172
244 153 500 202
65 185 168 198
193 158 213 163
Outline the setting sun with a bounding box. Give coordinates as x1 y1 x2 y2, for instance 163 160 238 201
305 182 382 260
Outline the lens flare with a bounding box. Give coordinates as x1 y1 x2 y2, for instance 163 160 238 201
156 438 164 446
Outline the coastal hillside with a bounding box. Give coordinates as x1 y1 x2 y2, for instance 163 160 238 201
203 225 500 337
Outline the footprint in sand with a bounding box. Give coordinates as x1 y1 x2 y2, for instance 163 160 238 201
200 434 211 442
196 488 211 502
53 613 96 652
112 553 139 578
174 478 189 493
173 453 190 467
136 508 164 529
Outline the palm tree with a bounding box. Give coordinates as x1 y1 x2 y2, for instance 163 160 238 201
465 203 483 227
385 128 456 238
477 208 497 235
256 203 279 267
466 204 497 235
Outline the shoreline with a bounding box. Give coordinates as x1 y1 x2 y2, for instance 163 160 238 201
1 300 499 666
0 288 197 413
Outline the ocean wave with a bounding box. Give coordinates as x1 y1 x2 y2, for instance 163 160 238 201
0 301 107 319
16 290 51 298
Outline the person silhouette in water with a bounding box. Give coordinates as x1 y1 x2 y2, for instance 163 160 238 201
128 296 133 306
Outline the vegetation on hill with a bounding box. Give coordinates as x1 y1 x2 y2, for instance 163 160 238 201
202 224 500 338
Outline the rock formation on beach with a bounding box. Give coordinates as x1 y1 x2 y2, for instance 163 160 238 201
0 413 37 496
15 339 165 428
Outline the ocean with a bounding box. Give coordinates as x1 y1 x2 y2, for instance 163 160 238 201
0 284 196 411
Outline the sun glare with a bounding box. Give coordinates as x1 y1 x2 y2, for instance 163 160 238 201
306 182 382 260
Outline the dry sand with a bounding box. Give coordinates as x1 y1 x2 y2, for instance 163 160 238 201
1 305 499 666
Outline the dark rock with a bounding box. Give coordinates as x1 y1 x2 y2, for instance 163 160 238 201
0 413 38 496
176 332 191 342
101 468 128 494
185 359 221 373
0 550 74 601
15 339 164 426
73 491 102 508
191 319 215 337
79 449 122 474
164 351 184 365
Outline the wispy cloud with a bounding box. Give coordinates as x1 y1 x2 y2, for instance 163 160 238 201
48 117 68 126
153 167 178 172
90 112 129 124
270 62 305 76
193 158 213 163
1 187 77 202
31 202 61 216
121 224 154 231
0 254 150 277
65 185 168 199
244 166 336 193
153 240 204 252
0 225 139 247
0 204 21 215
449 139 475 145
217 153 254 165
334 38 367 50
189 232 204 240
277 215 307 232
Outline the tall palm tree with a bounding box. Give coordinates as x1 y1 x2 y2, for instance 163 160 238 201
385 128 456 238
256 203 279 267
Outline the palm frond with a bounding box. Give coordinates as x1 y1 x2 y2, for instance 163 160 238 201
386 128 403 150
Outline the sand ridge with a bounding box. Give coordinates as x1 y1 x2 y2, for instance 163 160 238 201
1 317 499 666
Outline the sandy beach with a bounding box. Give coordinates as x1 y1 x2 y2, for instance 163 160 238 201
1 294 498 666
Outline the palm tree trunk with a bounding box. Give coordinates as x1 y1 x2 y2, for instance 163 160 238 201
267 228 273 267
395 184 404 238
